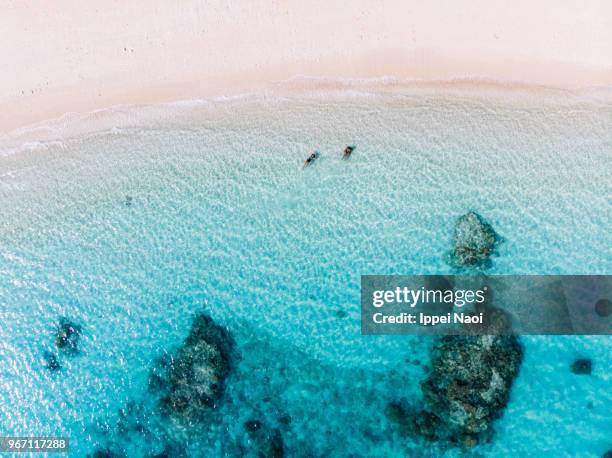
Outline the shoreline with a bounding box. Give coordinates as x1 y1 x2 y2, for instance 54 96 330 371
1 77 611 157
2 57 612 135
3 0 612 134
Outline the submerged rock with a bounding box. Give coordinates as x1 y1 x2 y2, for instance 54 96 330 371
244 419 263 432
147 443 186 458
468 302 514 335
88 448 126 458
43 350 61 371
451 212 499 267
237 422 285 458
117 400 148 435
570 358 592 375
384 400 416 436
595 298 611 317
413 334 523 446
150 314 234 420
278 413 292 426
55 317 82 355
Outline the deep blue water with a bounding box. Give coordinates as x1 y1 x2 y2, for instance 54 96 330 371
0 88 610 456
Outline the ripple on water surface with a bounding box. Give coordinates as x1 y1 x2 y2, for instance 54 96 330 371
0 89 610 456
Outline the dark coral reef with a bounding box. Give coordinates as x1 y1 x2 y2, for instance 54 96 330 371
416 334 523 447
55 317 83 355
149 314 235 421
387 332 523 448
451 211 500 268
235 419 285 458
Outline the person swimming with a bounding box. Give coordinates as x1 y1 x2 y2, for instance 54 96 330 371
303 151 319 168
343 145 355 159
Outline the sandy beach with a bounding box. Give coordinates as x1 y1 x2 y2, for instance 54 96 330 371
2 0 612 132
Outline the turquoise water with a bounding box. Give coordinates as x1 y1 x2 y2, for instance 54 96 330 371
0 86 610 456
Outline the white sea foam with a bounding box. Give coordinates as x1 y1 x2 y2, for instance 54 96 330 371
4 77 610 158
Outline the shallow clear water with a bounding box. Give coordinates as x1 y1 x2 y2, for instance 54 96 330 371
0 87 610 457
